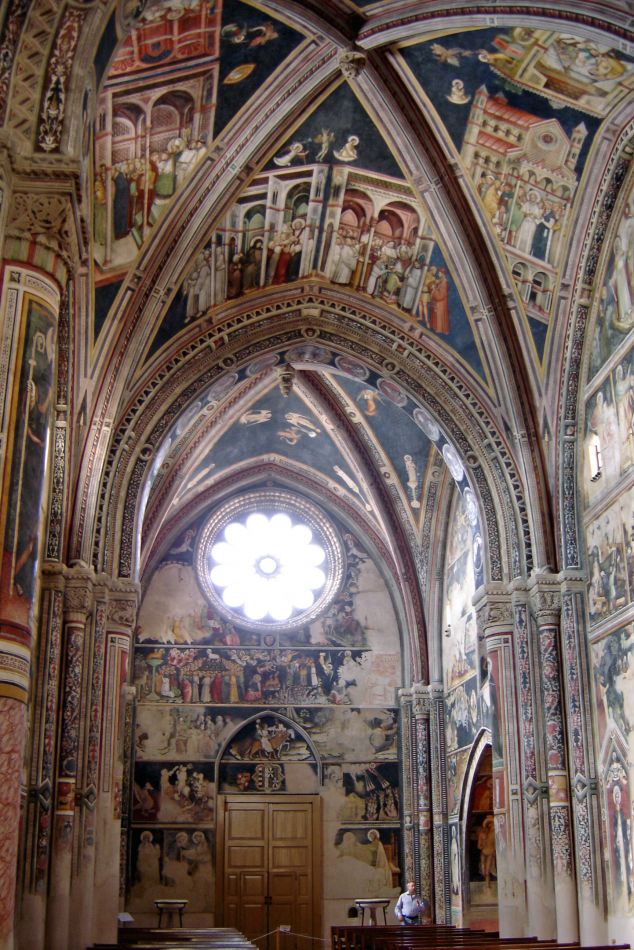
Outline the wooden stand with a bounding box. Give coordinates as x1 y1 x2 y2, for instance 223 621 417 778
154 898 188 928
354 898 390 925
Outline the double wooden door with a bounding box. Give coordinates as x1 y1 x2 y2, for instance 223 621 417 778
217 795 321 948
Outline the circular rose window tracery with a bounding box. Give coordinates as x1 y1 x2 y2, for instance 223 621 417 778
195 490 345 630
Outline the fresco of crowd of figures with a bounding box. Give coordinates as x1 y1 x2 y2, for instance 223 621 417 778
128 515 403 917
94 2 633 373
581 182 634 914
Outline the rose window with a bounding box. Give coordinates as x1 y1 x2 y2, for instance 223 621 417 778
196 490 344 630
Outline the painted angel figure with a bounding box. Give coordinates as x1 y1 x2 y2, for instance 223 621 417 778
314 129 335 161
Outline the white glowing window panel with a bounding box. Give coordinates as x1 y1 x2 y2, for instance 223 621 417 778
196 490 344 630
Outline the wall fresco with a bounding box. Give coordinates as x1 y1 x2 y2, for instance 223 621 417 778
591 626 634 913
326 826 401 898
585 485 634 626
135 703 399 763
133 644 398 707
588 184 634 381
0 298 56 629
128 827 214 914
133 761 215 824
129 509 401 919
583 349 634 507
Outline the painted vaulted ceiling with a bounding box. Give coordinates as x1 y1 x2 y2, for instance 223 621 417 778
2 0 632 672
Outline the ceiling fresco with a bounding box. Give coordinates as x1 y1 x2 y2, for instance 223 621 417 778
93 0 305 278
73 0 625 597
141 341 484 557
144 81 486 380
398 27 634 361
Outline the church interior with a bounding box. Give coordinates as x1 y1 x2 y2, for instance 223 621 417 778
0 0 633 948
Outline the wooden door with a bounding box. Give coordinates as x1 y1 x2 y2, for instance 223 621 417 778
218 795 321 948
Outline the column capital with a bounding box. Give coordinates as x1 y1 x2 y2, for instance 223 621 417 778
3 161 85 286
411 681 431 717
527 572 561 625
473 583 513 634
62 564 96 623
557 569 586 595
398 686 413 707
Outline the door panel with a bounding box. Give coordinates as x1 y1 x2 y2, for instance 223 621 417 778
219 796 320 946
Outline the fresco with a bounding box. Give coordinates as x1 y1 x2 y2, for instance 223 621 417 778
138 522 400 659
333 375 433 514
602 743 634 911
136 702 399 763
93 0 304 279
326 826 401 898
219 761 319 794
468 813 497 904
0 299 56 628
225 715 311 760
399 28 613 357
584 347 634 507
130 466 402 920
588 184 634 381
134 643 398 707
135 706 238 760
447 749 471 817
140 345 485 542
443 492 478 691
446 674 480 752
321 762 400 823
133 760 215 823
592 628 633 741
146 82 485 378
585 485 634 626
128 827 214 914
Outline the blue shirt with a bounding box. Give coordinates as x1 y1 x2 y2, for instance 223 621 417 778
395 892 423 918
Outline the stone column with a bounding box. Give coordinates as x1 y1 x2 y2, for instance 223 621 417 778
70 581 108 950
46 566 94 950
560 571 607 944
473 584 526 937
0 156 80 950
528 574 578 942
18 566 65 950
93 589 138 943
0 261 61 950
511 581 556 939
411 683 433 911
398 687 416 885
428 682 450 923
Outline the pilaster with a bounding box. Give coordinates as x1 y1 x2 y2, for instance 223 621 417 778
528 573 578 942
559 570 607 943
511 580 556 939
474 583 526 936
411 683 433 912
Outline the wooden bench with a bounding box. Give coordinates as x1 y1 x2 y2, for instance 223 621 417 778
117 932 252 945
331 924 630 950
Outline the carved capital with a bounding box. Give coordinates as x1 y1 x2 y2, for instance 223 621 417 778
528 573 561 625
411 681 431 718
6 179 81 280
473 584 513 634
61 562 96 621
398 687 413 707
339 51 366 80
107 596 138 632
